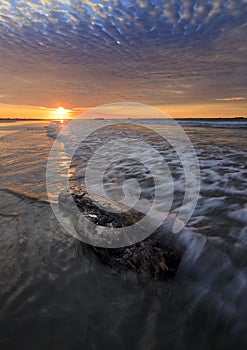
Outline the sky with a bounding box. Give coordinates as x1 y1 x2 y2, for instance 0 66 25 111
0 0 246 119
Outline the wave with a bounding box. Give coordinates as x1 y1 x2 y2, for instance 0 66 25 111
45 124 61 139
177 119 247 129
0 187 49 204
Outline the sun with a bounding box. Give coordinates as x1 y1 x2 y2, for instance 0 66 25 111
50 106 72 120
54 106 72 121
56 106 68 116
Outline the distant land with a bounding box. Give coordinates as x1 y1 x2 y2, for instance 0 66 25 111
0 118 71 121
0 117 245 121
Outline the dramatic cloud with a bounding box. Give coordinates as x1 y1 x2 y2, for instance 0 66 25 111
0 0 246 110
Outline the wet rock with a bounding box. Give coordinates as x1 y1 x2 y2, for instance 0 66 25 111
59 190 181 280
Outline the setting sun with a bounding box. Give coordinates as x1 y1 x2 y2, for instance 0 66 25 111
56 107 68 116
49 106 73 119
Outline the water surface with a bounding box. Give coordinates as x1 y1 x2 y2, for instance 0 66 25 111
0 119 246 350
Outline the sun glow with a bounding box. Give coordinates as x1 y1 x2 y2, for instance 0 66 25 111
51 106 72 120
56 107 68 116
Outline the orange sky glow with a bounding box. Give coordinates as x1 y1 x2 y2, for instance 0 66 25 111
0 102 246 120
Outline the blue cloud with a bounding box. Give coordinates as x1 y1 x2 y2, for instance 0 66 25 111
0 0 246 107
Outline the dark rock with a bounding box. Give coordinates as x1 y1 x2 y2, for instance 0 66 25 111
59 190 181 280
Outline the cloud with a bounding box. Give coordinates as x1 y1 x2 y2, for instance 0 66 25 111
0 0 246 108
216 97 246 102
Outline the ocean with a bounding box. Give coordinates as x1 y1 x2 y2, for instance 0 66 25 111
0 118 246 350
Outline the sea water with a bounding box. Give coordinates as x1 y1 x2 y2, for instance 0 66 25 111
0 119 246 350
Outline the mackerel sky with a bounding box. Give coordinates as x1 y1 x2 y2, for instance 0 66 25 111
0 0 246 115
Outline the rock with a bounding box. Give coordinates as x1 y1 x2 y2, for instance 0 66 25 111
59 190 181 280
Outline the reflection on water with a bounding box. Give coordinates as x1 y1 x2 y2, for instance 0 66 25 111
0 120 246 349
